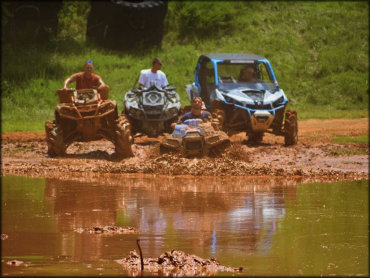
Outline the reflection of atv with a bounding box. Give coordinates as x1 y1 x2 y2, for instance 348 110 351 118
186 54 298 146
45 88 133 157
124 84 181 138
160 119 230 157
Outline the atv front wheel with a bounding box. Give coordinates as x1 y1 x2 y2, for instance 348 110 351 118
209 140 231 157
115 115 134 158
45 120 66 156
284 110 298 146
211 108 225 131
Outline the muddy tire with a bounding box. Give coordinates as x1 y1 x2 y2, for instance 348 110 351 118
159 144 173 155
284 110 298 146
211 108 225 131
115 115 134 158
248 131 264 142
87 0 167 49
45 120 66 156
209 140 231 157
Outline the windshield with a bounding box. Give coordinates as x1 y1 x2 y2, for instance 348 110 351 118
216 62 275 91
218 82 275 92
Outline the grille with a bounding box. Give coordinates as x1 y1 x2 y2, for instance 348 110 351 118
80 110 96 117
143 105 164 111
146 114 161 120
185 140 203 150
245 103 272 110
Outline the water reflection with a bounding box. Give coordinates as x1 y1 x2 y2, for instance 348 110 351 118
2 175 367 276
41 176 298 261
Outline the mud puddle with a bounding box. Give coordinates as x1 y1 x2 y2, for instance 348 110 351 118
1 175 368 276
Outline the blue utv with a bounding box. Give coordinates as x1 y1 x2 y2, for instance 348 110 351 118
186 54 298 145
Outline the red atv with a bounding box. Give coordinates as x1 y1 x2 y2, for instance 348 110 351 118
45 88 133 158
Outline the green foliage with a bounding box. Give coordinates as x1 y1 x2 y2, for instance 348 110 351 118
1 1 368 132
1 2 13 29
57 1 90 43
167 2 238 41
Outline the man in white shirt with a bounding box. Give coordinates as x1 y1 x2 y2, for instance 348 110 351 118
138 58 169 89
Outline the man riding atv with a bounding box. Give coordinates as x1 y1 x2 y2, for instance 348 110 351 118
63 60 110 99
45 60 133 158
162 97 229 157
138 57 168 89
179 97 211 123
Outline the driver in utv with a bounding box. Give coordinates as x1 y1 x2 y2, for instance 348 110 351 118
63 60 110 99
239 66 258 83
138 58 168 89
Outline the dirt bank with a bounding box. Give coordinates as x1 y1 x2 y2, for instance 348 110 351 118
1 118 368 182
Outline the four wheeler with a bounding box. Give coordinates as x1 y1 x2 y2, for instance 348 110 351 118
186 54 298 145
45 88 133 158
123 84 181 138
160 118 230 157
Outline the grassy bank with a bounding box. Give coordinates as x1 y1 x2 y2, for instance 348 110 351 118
1 1 368 132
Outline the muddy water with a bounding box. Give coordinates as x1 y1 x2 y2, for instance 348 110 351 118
1 175 368 276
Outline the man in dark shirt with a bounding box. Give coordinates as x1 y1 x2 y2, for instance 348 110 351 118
180 97 211 123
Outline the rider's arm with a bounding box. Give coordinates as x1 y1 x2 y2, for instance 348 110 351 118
161 72 169 88
138 70 147 88
63 73 78 89
98 77 106 87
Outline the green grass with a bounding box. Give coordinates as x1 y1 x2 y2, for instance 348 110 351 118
1 1 368 132
332 135 369 144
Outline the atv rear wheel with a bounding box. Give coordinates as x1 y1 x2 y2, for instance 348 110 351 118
45 120 66 156
284 110 298 146
115 115 134 158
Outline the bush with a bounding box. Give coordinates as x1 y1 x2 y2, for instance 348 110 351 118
57 1 90 43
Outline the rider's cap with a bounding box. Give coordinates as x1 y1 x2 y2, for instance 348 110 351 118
85 60 94 65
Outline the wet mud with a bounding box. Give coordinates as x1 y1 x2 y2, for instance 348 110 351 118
1 118 368 182
75 226 138 234
116 249 243 276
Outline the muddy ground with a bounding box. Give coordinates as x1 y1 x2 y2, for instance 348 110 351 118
1 118 368 182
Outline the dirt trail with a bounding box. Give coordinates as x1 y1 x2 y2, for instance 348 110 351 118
1 118 368 182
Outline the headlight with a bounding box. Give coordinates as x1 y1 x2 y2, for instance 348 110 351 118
129 107 143 117
168 107 178 115
164 107 178 116
225 96 236 104
272 96 284 108
60 107 78 117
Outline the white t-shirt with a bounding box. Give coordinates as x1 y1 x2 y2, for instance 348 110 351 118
138 69 168 88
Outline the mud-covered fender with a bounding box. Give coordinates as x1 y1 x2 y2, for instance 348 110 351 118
210 88 226 104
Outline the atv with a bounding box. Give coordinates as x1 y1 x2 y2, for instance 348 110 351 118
45 88 133 157
186 54 298 146
160 118 230 157
123 83 181 138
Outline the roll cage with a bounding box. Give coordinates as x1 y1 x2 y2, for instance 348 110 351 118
193 54 280 107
